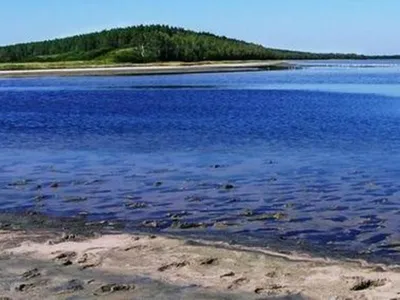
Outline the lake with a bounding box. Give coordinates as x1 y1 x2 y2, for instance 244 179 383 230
2 60 400 262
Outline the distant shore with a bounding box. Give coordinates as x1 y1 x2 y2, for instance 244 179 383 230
0 61 296 77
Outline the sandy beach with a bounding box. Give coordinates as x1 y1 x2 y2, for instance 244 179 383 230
0 61 294 77
0 229 398 300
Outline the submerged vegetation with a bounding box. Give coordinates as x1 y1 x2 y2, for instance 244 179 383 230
0 24 396 65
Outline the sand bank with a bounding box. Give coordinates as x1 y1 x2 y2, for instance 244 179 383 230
0 61 295 77
0 229 398 299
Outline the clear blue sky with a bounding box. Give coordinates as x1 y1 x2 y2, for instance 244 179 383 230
1 0 399 55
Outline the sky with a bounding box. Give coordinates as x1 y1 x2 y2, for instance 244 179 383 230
0 0 399 55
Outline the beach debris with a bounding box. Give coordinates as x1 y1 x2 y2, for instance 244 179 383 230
265 271 277 278
21 268 41 279
77 252 102 270
227 277 249 290
254 284 285 294
14 283 36 292
158 261 189 272
254 287 265 294
94 283 135 295
199 257 218 265
52 279 84 294
350 278 386 291
53 251 76 266
220 271 235 278
47 233 76 245
123 244 148 251
13 279 49 292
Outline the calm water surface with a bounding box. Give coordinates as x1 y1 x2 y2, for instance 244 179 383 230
2 61 400 261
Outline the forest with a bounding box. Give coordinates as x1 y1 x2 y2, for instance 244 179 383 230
0 25 397 63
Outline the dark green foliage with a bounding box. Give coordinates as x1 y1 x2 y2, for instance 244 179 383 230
0 24 397 63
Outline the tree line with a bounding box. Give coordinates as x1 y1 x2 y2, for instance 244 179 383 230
0 25 396 63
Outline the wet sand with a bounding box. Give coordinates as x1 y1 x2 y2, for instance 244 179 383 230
0 229 399 299
0 61 294 77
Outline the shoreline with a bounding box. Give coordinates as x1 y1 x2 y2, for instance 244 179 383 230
0 61 296 77
0 228 399 299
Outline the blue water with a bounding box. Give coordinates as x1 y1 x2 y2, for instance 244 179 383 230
2 62 400 260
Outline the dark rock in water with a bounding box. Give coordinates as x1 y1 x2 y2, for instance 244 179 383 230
94 283 135 295
0 222 11 229
141 220 160 228
154 181 163 187
21 268 40 279
125 202 148 209
240 209 254 216
223 184 234 190
50 182 59 188
185 195 203 202
248 212 287 221
126 195 142 201
64 196 87 203
213 221 238 229
166 211 190 220
33 194 51 201
8 179 32 187
211 164 222 169
171 221 207 229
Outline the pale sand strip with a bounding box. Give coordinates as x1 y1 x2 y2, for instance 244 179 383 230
0 230 399 299
0 61 294 77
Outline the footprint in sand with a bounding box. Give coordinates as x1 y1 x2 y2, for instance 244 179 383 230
227 277 249 290
157 261 189 272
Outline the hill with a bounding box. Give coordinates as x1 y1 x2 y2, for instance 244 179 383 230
0 24 397 64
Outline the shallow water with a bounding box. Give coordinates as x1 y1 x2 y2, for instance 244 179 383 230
2 62 400 261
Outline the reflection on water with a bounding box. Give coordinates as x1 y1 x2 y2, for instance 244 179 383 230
2 62 400 262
